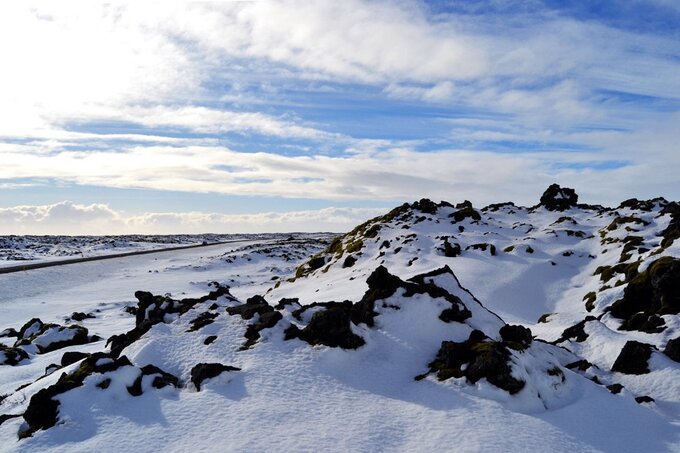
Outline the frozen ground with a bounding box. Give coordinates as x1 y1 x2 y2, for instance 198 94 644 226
1 187 680 452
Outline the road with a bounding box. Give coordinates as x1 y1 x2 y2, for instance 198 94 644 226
0 240 246 275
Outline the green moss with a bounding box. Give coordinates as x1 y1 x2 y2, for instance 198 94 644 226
364 224 380 238
583 292 596 311
606 216 649 231
346 239 364 254
328 236 344 255
594 265 615 282
471 340 496 354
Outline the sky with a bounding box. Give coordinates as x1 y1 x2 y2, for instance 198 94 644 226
0 0 678 234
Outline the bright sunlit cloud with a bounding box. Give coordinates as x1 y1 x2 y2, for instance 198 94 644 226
0 1 678 233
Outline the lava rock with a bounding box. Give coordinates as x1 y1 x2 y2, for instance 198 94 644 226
18 318 44 339
611 341 654 375
187 311 219 332
287 305 365 349
663 336 680 362
242 311 283 349
428 330 525 394
226 295 273 320
555 317 597 343
441 239 461 257
540 184 578 211
0 328 19 338
342 255 357 268
60 351 89 367
610 257 680 322
499 325 533 350
70 312 95 322
0 344 29 366
413 198 439 214
607 383 624 394
190 363 241 391
20 353 134 438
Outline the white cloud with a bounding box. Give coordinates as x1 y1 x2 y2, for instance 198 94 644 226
0 1 677 225
0 201 386 235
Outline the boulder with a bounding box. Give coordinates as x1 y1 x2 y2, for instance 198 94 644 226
428 330 525 394
663 336 680 362
611 341 654 375
499 325 533 350
539 184 578 211
190 363 241 391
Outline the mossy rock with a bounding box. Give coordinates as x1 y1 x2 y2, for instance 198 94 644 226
428 330 525 394
539 184 578 211
449 205 481 223
466 243 496 256
663 336 680 362
610 257 680 322
606 216 649 231
583 292 596 311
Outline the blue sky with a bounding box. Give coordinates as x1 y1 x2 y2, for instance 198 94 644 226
0 1 678 234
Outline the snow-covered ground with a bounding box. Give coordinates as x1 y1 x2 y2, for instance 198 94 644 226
1 188 680 452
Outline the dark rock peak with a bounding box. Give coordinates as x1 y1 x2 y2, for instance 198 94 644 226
540 184 578 211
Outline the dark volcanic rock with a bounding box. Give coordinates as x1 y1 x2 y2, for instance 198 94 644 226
610 257 680 322
287 266 472 349
20 353 135 438
659 202 680 249
243 311 283 349
0 328 19 338
18 318 44 339
0 344 29 366
449 201 481 223
540 184 578 211
663 336 680 362
286 304 366 349
107 286 234 358
190 363 241 391
635 395 655 404
226 295 273 320
413 198 439 214
428 330 525 394
441 238 461 257
554 317 596 344
611 341 654 375
60 351 89 367
187 311 219 332
70 312 95 322
342 255 357 268
499 325 533 350
607 383 624 394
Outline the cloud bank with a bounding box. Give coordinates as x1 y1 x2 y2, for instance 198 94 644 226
0 201 386 235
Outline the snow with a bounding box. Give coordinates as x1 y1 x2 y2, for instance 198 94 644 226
1 199 680 452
